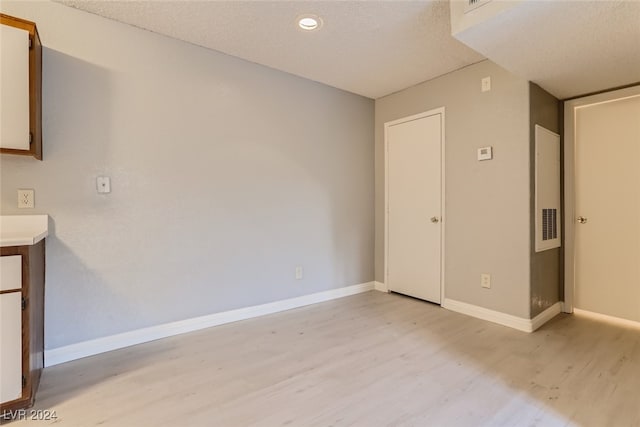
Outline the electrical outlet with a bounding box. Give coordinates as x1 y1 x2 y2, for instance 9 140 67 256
481 76 491 92
96 176 111 194
295 266 303 280
481 273 491 289
17 189 34 209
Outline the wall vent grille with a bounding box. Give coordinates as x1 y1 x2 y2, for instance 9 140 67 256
535 125 561 252
542 208 558 241
464 0 492 13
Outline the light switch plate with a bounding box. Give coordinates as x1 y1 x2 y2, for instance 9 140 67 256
17 189 34 208
478 146 493 161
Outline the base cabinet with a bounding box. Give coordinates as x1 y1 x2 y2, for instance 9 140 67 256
0 240 45 413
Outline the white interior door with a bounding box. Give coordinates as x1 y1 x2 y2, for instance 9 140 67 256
574 94 640 322
386 111 443 303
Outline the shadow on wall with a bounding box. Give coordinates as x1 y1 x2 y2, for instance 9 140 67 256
42 49 125 348
44 218 142 352
42 47 113 162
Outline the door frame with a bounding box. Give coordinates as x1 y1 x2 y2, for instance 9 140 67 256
563 85 640 313
384 107 445 304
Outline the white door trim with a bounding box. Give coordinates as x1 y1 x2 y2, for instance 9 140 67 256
563 85 640 313
384 107 445 304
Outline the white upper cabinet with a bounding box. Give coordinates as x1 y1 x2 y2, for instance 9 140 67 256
0 14 42 160
1 24 30 150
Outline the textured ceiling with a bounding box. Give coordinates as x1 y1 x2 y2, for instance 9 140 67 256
55 1 640 100
55 0 485 99
453 0 640 99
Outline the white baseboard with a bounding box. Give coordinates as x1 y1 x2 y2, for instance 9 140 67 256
45 282 374 367
442 299 562 333
530 302 562 331
374 281 387 292
573 308 640 330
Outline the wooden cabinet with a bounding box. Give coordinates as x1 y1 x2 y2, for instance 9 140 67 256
0 240 45 412
0 14 42 160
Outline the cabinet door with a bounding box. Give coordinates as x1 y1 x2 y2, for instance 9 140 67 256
0 292 22 403
0 255 22 291
0 23 30 150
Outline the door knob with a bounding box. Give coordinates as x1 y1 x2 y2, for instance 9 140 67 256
577 216 588 224
430 217 439 223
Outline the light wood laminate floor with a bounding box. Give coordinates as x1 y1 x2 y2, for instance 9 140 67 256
3 291 639 427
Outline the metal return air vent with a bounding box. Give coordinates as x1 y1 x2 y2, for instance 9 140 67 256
464 0 492 13
542 208 558 241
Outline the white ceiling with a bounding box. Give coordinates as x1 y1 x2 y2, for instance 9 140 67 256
453 0 640 100
56 0 640 100
56 0 485 99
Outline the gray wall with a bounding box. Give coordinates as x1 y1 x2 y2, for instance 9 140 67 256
529 83 561 317
0 1 374 349
375 60 532 318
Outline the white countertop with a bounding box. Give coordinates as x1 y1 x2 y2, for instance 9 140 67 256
0 215 49 247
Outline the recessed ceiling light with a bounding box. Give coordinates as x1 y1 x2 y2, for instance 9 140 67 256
298 15 322 31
